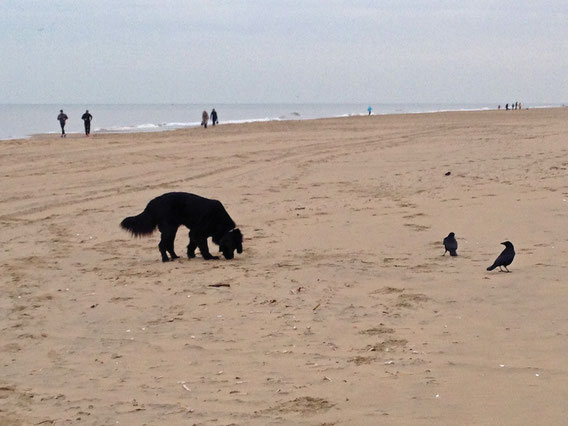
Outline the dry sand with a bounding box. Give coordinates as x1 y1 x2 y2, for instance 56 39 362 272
1 108 568 425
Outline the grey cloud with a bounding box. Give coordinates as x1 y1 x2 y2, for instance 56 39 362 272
0 0 566 103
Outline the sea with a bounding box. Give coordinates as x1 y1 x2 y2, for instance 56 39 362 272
0 103 560 141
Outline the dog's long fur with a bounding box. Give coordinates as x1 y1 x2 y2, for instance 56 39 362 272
120 192 242 262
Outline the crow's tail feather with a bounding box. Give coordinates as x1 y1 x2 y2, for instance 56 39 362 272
486 263 497 271
120 211 156 237
449 250 458 257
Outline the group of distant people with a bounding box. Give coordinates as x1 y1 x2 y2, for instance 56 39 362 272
57 109 93 137
57 107 221 137
498 102 522 111
201 108 219 128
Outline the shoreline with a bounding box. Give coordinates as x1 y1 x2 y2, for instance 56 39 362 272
4 104 563 142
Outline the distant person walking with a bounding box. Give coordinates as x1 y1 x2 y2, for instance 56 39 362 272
201 110 209 128
505 103 509 111
81 110 93 136
367 106 372 115
211 108 218 126
57 110 68 137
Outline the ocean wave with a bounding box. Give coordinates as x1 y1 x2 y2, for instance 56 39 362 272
97 123 162 132
93 117 286 134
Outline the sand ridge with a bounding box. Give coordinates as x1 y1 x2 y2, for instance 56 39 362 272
1 108 567 424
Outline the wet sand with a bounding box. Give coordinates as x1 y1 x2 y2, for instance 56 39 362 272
1 108 568 425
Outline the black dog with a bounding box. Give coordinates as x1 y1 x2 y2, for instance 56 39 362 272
120 192 243 262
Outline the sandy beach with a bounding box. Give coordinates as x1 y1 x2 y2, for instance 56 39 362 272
1 108 568 425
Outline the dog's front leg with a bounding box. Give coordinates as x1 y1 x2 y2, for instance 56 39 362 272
187 234 197 258
197 238 219 260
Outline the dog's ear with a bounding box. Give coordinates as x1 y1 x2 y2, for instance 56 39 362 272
233 228 243 253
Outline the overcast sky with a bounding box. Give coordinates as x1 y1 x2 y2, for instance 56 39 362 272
1 1 566 104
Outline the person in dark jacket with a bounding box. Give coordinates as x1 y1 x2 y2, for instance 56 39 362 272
211 108 218 126
81 110 93 136
57 110 68 137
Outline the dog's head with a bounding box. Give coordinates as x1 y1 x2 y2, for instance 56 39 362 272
219 228 243 260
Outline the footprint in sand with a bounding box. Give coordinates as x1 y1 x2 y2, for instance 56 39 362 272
396 293 430 308
264 396 334 415
404 223 431 231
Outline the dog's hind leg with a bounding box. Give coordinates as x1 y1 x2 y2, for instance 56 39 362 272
158 240 170 262
158 224 179 262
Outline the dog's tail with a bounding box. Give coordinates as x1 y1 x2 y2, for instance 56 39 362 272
120 210 156 237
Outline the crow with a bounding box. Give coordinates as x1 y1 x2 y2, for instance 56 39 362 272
487 241 515 272
443 232 458 256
